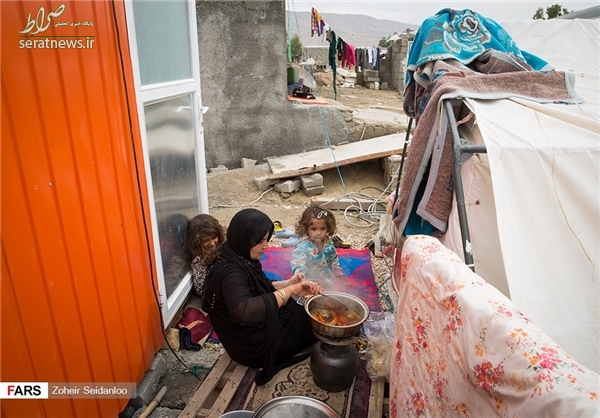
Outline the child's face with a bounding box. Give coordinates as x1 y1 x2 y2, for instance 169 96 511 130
307 219 328 244
200 234 219 252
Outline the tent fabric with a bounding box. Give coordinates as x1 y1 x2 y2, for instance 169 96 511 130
470 97 600 373
436 19 600 373
390 235 600 417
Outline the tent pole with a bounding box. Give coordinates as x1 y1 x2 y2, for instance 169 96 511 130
445 99 483 272
392 117 413 212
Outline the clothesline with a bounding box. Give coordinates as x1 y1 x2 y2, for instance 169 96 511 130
310 6 382 99
310 8 383 71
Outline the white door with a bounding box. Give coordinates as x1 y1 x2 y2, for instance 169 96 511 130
125 0 208 327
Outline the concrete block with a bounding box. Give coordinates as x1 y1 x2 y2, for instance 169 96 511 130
367 81 380 90
364 69 379 78
274 179 301 193
303 185 325 197
380 82 389 90
129 351 168 410
208 164 228 173
365 76 380 82
384 154 403 172
132 407 181 418
300 173 323 188
356 72 364 84
383 154 403 185
241 158 257 168
132 370 159 408
384 171 399 186
149 352 167 379
253 175 274 192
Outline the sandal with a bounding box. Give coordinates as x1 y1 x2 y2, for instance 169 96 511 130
273 221 284 232
331 235 351 249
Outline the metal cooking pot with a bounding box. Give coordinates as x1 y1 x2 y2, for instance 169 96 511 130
304 291 369 339
253 396 340 418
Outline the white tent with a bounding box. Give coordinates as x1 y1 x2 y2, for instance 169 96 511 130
438 18 599 373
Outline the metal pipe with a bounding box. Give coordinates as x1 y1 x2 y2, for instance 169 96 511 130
444 100 475 271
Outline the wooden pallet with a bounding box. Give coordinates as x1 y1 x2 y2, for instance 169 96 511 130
179 352 248 418
266 134 406 180
180 352 389 418
367 380 388 418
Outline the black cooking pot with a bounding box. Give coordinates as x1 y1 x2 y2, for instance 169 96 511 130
304 291 369 339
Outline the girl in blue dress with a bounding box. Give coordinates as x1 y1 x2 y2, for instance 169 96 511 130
291 206 345 290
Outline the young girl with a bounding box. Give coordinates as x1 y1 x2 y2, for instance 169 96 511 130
291 206 345 290
187 214 226 298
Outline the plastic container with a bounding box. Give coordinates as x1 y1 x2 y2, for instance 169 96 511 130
287 66 299 85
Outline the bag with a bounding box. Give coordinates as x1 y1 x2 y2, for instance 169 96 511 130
363 311 395 381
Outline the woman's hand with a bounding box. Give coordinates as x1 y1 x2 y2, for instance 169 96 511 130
295 280 323 297
273 271 304 290
288 271 304 285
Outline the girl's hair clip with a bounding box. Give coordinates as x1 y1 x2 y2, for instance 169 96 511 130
316 210 328 219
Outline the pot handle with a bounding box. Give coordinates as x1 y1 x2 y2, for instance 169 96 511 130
294 282 321 306
294 294 315 306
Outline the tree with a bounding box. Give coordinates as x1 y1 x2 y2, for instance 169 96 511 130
533 7 545 20
532 4 572 20
289 34 303 63
546 4 571 18
378 36 389 47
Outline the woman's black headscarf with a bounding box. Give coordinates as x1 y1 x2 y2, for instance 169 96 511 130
204 209 276 318
226 208 274 260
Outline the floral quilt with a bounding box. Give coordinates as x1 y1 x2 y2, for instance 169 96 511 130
389 235 599 417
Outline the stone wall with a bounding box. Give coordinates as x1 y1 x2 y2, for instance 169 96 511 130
389 35 414 93
195 0 352 168
303 46 330 70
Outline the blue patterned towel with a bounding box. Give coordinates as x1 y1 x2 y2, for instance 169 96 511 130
406 8 552 87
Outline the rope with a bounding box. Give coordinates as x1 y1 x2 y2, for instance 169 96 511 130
287 2 347 193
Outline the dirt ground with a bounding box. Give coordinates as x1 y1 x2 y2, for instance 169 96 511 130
318 83 404 112
207 159 391 244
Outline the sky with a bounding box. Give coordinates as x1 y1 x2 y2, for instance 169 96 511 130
287 0 598 25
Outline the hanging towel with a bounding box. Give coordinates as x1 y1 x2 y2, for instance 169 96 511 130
342 43 356 69
393 56 583 236
404 8 552 94
327 29 338 99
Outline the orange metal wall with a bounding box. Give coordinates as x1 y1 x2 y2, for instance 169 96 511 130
1 1 163 417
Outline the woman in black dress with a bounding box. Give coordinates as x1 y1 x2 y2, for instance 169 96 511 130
202 208 322 384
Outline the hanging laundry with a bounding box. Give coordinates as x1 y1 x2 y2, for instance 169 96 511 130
337 38 346 62
342 43 356 70
373 47 380 70
326 29 338 99
311 8 325 37
355 48 363 72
